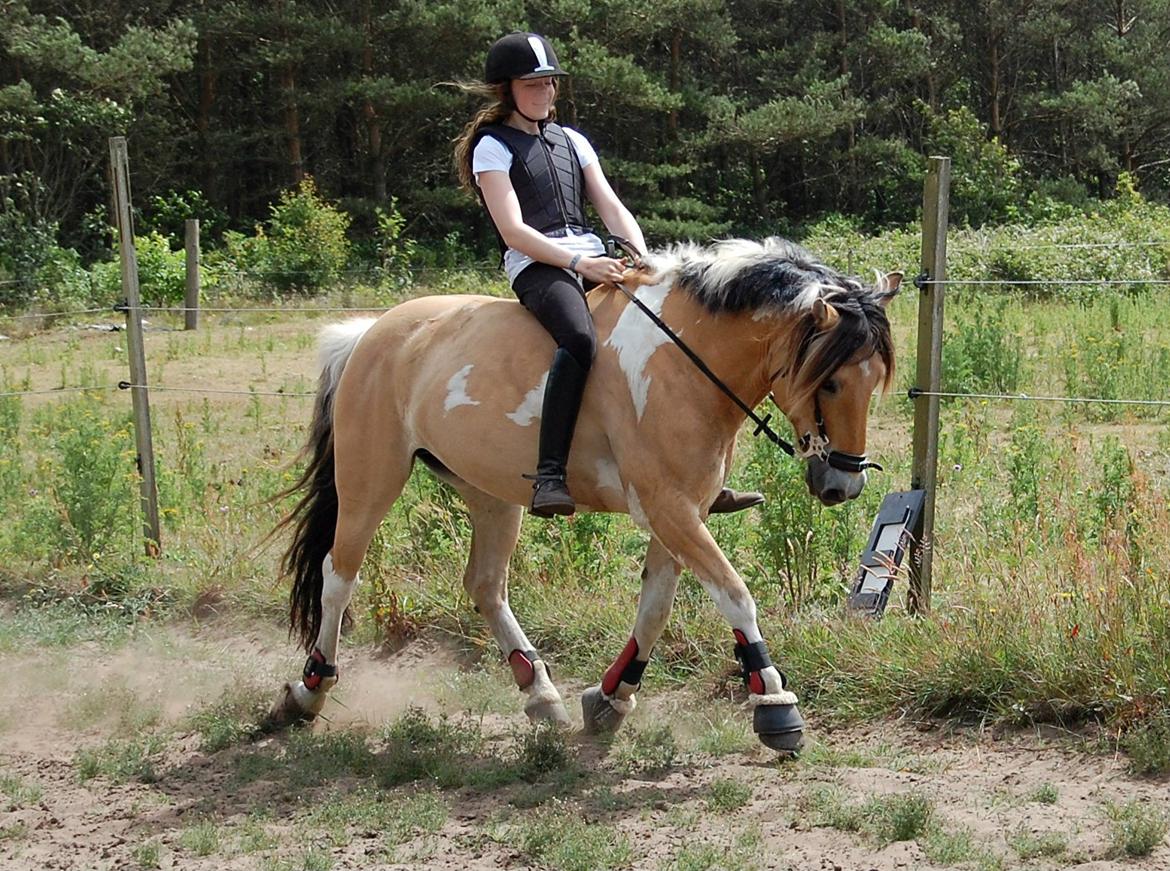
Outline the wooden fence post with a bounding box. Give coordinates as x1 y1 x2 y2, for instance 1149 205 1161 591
909 155 950 613
109 136 162 556
184 218 200 330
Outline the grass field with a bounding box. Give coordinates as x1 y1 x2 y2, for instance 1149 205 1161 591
1 240 1169 765
3 232 1170 867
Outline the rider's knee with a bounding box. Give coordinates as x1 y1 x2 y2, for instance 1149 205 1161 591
561 331 596 370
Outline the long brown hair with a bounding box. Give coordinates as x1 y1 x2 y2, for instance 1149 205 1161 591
451 80 558 194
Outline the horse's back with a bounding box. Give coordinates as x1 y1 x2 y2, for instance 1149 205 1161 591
333 290 629 507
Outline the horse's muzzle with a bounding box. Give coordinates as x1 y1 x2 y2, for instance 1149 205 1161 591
805 460 866 506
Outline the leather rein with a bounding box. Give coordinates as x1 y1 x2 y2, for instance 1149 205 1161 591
603 235 882 475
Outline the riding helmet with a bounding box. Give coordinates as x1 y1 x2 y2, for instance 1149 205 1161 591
484 32 568 83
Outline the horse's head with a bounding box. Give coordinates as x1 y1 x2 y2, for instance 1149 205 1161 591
769 271 901 506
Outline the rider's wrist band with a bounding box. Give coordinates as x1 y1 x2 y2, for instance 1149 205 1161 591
567 254 582 273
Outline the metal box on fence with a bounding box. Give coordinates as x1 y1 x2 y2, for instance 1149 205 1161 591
847 489 925 618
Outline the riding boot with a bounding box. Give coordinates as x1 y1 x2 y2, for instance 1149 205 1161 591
708 487 766 514
528 348 590 518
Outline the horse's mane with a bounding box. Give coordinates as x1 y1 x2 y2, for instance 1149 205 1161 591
643 237 896 406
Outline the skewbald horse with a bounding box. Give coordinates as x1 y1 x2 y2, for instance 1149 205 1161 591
268 238 901 752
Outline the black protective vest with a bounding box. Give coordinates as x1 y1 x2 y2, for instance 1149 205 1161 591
476 122 591 244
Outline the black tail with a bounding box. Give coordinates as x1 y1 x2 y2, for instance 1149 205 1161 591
273 373 339 652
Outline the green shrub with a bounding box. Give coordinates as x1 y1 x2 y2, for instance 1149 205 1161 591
926 105 1022 227
375 197 416 288
18 397 138 561
865 791 935 844
514 721 574 781
1008 827 1067 860
1120 718 1170 775
943 295 1023 394
261 177 351 292
142 189 228 242
514 800 632 871
133 230 187 304
1005 419 1047 529
1105 799 1168 858
744 434 880 608
612 724 678 776
0 173 58 307
706 777 753 812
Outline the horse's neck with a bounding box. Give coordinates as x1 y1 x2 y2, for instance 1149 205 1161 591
674 295 776 409
596 284 777 432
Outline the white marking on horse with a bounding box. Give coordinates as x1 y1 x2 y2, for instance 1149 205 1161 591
444 364 480 412
316 553 358 664
859 358 872 378
606 282 673 420
626 485 650 530
595 458 623 493
506 372 548 426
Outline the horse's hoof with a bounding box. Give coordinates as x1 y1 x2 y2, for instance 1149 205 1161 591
259 682 318 733
525 696 572 727
581 685 630 735
753 703 805 753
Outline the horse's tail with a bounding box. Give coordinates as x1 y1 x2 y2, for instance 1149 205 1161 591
273 318 377 652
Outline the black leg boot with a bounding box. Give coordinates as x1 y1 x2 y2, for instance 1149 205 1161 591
528 348 590 518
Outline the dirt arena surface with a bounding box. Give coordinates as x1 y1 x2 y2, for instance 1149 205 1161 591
2 624 1167 871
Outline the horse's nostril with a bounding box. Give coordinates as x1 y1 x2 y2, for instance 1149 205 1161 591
822 488 846 505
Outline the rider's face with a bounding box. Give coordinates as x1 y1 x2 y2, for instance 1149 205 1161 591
511 77 557 120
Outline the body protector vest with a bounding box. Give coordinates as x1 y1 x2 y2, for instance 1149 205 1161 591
476 122 591 251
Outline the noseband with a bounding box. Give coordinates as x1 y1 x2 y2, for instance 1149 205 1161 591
605 234 881 475
793 397 883 474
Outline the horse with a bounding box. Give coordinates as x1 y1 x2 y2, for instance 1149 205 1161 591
266 237 901 752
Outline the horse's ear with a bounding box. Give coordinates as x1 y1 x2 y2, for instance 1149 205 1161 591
876 271 903 306
812 296 840 330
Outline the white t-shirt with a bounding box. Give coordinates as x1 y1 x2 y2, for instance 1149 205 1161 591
473 125 606 285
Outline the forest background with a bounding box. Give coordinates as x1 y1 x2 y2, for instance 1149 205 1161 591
2 0 1170 304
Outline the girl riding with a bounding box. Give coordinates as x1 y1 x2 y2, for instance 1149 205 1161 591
454 32 761 518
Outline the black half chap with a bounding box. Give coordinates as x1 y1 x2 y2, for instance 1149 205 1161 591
513 263 596 368
512 263 596 481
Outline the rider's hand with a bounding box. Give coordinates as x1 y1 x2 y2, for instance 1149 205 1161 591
574 255 627 285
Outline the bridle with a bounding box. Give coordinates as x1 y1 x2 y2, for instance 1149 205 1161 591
606 235 883 475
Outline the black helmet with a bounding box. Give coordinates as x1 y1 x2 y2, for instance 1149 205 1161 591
484 32 567 84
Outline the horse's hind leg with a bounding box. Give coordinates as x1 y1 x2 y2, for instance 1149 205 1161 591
582 538 681 735
268 441 412 730
454 484 570 726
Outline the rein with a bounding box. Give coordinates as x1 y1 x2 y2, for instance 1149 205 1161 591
604 235 881 474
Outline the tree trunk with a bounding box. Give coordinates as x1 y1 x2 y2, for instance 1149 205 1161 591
906 1 938 111
837 0 857 210
274 0 303 185
197 35 217 197
667 28 681 200
563 76 578 129
360 0 385 202
989 34 1002 138
279 62 304 185
750 151 769 221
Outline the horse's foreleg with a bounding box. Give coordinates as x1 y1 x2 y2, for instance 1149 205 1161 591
458 489 570 726
582 539 681 735
653 513 804 752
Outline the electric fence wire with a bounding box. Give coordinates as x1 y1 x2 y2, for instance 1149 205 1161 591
908 388 1170 408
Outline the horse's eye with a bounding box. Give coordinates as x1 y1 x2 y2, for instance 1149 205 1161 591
820 379 839 395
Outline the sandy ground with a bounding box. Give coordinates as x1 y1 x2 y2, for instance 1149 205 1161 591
2 623 1169 871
